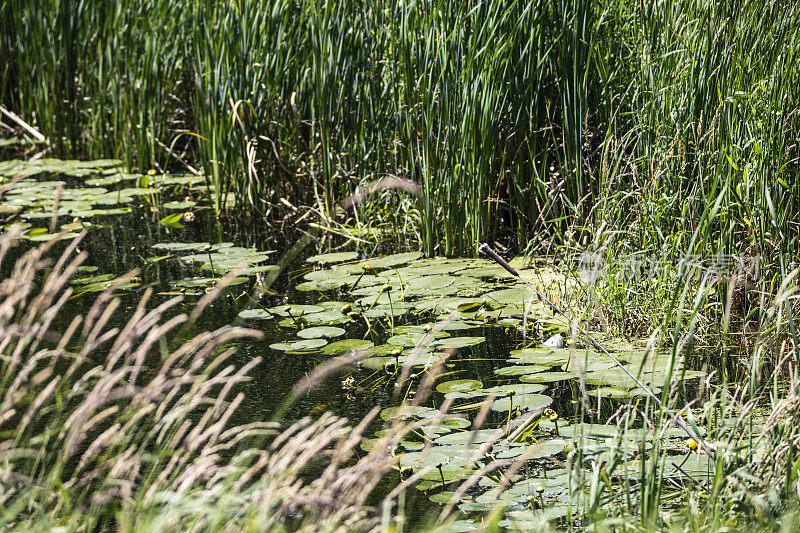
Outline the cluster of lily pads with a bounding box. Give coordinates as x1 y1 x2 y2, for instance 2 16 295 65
0 158 204 240
0 158 286 296
236 249 714 527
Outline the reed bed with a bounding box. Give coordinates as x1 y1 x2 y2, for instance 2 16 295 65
2 0 797 272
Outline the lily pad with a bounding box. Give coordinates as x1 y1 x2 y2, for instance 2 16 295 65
489 393 552 413
436 379 483 395
267 304 325 316
365 251 423 269
432 336 485 349
494 364 552 376
306 251 359 264
297 326 346 339
380 405 440 421
519 371 579 383
321 339 374 355
238 308 271 320
270 338 328 352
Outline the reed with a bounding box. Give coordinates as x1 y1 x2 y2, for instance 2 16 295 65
1 0 799 308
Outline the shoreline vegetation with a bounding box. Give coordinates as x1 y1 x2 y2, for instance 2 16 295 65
2 0 800 530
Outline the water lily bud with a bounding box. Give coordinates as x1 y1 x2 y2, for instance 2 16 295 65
362 262 373 272
381 283 391 292
685 438 699 451
549 413 559 422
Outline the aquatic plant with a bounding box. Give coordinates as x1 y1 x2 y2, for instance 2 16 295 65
0 231 431 531
3 0 797 275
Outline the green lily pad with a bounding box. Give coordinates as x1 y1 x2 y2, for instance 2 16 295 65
306 251 359 264
432 336 485 349
436 379 483 395
299 310 350 325
559 423 621 439
267 304 325 316
297 326 346 339
490 393 552 412
380 405 440 421
162 200 196 209
494 364 552 376
509 347 572 366
519 371 578 383
484 287 533 305
482 383 548 396
433 429 501 446
496 439 567 460
321 339 374 355
238 308 271 320
271 338 328 352
70 273 115 285
365 251 422 269
397 451 451 469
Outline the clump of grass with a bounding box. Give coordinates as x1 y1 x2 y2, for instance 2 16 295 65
0 230 428 531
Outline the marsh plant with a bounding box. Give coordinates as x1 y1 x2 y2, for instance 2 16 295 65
3 230 800 530
0 231 435 531
3 0 798 273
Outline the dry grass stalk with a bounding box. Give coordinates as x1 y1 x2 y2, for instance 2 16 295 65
0 232 435 531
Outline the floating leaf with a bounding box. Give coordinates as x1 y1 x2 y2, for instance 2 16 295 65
433 429 501 446
509 347 572 366
297 326 346 339
380 405 440 421
484 287 532 305
489 393 552 412
496 439 567 459
306 251 359 264
321 339 374 355
494 365 551 376
482 383 548 396
519 371 578 383
397 451 450 470
432 336 485 349
162 200 196 209
266 304 325 316
238 309 271 320
285 338 328 352
70 273 115 285
436 379 483 395
366 251 422 269
159 212 184 228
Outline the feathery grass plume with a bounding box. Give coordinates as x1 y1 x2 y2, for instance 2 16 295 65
0 231 426 531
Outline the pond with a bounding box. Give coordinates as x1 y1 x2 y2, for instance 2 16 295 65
0 155 749 529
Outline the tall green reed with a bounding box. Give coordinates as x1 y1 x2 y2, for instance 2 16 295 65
1 0 798 274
